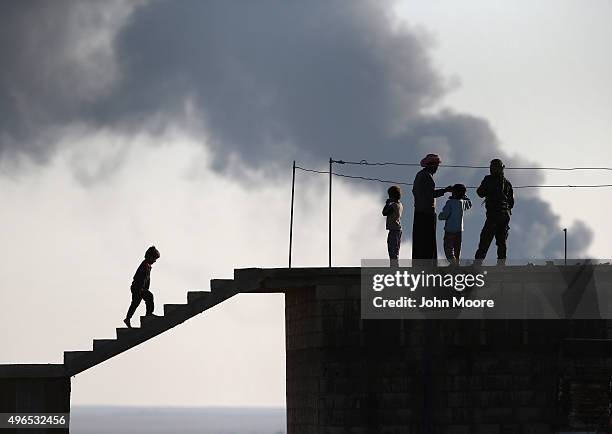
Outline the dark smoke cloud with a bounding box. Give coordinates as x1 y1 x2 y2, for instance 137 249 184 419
0 0 137 162
0 0 592 257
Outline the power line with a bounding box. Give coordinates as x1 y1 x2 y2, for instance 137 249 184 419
295 166 612 189
295 166 413 186
290 160 610 267
513 184 612 189
333 159 612 171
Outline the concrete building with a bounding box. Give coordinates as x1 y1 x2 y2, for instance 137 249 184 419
1 265 611 433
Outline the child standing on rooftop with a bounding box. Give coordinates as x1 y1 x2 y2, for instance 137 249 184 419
438 184 472 265
382 185 403 267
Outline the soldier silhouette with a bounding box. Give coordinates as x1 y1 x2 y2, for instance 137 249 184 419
474 159 514 264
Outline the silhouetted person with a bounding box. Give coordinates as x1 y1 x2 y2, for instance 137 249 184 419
382 185 403 267
475 159 514 263
412 154 451 260
438 183 472 265
124 246 161 328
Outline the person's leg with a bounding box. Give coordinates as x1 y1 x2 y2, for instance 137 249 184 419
388 230 401 266
455 232 462 262
142 290 155 316
396 229 402 262
418 211 437 261
430 213 438 261
387 231 398 259
495 213 510 260
412 212 423 260
125 290 142 320
443 232 454 262
475 217 496 260
414 211 437 261
387 231 396 266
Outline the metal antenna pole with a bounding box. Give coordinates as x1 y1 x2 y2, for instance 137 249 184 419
329 157 332 268
289 161 296 268
563 228 567 265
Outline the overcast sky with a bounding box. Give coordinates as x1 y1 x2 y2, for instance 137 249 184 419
0 0 610 407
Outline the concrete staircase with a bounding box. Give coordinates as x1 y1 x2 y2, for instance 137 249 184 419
64 279 237 376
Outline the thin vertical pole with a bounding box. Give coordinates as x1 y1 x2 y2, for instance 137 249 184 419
329 157 332 268
289 161 296 268
563 228 567 265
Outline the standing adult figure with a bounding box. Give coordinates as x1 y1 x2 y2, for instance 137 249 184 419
412 154 451 260
474 159 514 263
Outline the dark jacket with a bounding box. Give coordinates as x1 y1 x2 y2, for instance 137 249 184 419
412 169 447 213
131 260 151 292
476 174 514 214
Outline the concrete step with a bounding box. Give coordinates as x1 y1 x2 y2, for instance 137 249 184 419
164 303 188 315
93 339 115 351
64 284 240 376
116 327 139 339
211 279 235 292
187 291 208 304
140 315 163 326
64 350 92 365
183 280 237 312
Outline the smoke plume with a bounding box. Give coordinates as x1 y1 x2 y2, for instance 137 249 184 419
0 0 592 258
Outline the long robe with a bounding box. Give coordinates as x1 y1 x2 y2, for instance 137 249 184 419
411 169 446 260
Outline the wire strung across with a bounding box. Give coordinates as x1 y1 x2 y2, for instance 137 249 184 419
294 165 612 189
333 159 612 171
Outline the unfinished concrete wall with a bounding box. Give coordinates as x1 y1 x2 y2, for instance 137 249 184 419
0 377 70 411
0 374 70 434
282 266 612 434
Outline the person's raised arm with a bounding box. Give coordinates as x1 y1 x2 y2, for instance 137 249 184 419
421 171 449 199
382 200 393 216
434 186 451 198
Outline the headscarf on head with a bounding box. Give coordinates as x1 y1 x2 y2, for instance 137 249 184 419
420 153 441 167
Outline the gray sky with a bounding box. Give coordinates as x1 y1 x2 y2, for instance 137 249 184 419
395 0 612 256
0 0 610 407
